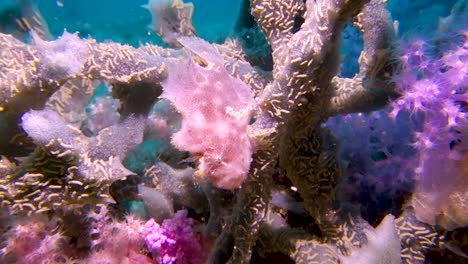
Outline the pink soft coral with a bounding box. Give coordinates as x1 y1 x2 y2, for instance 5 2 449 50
0 217 66 264
86 207 152 264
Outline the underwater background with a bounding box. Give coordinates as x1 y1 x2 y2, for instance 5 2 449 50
0 0 467 263
0 0 461 45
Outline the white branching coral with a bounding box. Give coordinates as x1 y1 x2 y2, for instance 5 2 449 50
32 31 89 79
21 108 145 182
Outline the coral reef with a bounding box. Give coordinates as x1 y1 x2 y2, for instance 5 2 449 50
0 0 466 263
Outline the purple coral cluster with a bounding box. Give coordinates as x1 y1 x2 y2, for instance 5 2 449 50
391 35 467 118
390 32 468 229
145 210 204 264
327 31 468 228
324 109 416 222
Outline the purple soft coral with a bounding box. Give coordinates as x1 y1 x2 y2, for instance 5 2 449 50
145 210 204 264
0 217 66 264
325 31 468 229
391 32 468 229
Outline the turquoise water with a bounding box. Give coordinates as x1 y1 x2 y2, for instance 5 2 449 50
1 0 460 45
35 0 242 45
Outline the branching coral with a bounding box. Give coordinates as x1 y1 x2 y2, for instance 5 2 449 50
210 1 400 262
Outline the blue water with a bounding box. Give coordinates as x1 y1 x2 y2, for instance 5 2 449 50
32 0 241 46
1 0 459 46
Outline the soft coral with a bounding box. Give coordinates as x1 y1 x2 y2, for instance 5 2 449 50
391 32 468 230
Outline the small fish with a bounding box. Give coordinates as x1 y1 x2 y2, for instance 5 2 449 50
393 20 399 37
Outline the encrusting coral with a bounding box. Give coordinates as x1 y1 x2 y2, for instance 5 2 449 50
0 0 466 263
